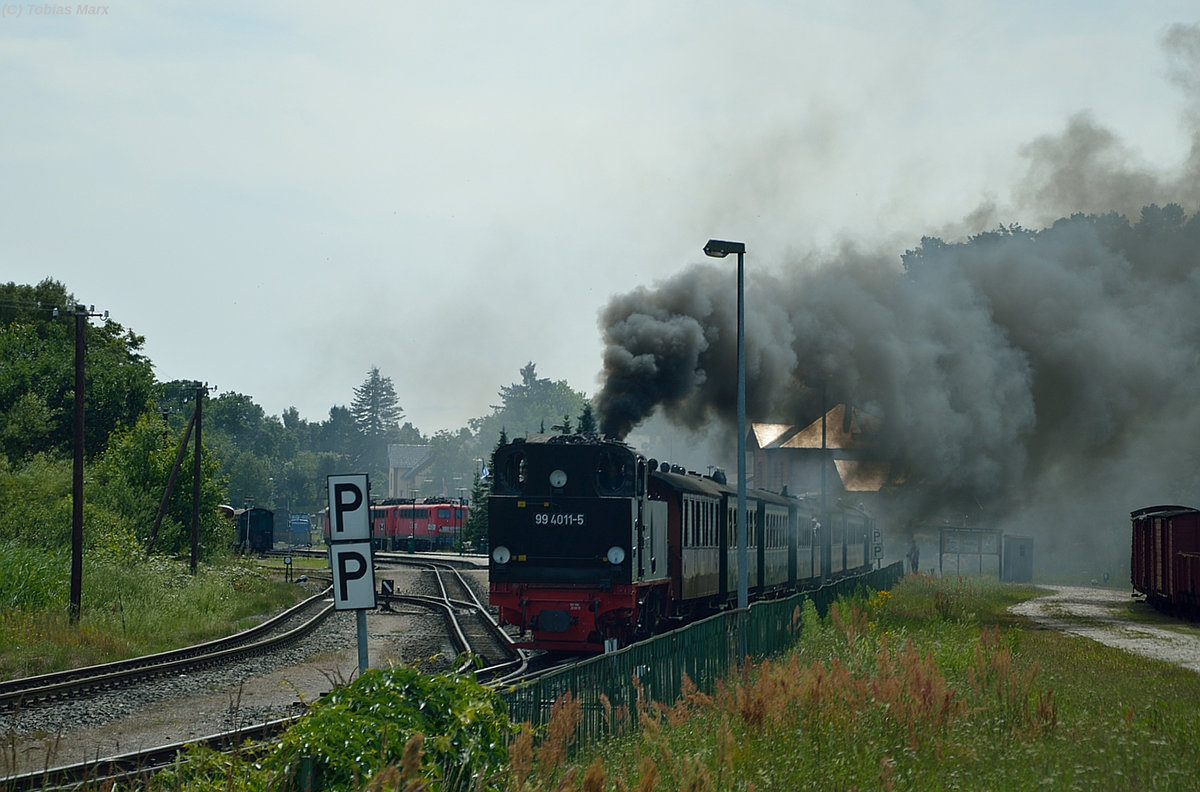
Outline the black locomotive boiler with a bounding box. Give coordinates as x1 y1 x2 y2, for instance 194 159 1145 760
488 434 873 653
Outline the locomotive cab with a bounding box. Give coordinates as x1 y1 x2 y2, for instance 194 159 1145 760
488 435 669 652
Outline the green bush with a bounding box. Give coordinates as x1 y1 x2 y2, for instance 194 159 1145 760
271 665 511 790
0 452 72 546
159 665 512 791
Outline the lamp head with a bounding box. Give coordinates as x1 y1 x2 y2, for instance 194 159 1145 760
703 239 745 258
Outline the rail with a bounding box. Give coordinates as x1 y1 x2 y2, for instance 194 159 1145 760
0 588 334 713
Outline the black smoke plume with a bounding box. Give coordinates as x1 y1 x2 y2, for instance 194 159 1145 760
595 24 1200 574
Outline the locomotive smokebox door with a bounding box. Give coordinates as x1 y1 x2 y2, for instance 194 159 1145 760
1002 536 1033 582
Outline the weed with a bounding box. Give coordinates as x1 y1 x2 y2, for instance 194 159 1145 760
513 576 1200 790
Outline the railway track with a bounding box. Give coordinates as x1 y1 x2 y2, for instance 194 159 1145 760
0 558 536 790
0 589 336 791
0 589 334 715
376 557 529 682
1 718 295 792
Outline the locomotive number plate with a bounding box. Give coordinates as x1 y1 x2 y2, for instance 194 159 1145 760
535 512 586 526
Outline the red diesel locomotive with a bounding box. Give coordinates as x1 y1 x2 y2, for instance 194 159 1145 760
323 498 468 551
488 434 872 653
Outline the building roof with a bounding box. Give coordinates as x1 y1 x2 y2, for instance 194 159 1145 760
388 444 434 473
751 404 880 450
834 460 893 491
751 405 894 493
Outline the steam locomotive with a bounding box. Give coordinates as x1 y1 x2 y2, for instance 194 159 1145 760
488 434 873 652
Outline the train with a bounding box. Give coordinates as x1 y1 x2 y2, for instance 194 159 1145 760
288 513 312 546
234 506 275 552
488 434 874 653
1131 504 1200 614
322 498 469 551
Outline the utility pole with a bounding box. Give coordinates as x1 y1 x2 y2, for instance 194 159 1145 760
191 383 205 573
69 303 106 625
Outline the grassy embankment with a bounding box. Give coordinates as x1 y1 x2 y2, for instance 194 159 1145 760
0 547 318 679
7 563 1200 790
515 576 1200 791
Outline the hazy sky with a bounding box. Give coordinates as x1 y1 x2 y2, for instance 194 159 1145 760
3 2 1196 435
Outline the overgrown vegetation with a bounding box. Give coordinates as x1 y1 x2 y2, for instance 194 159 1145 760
0 549 303 678
153 664 512 791
23 577 1185 791
510 576 1200 791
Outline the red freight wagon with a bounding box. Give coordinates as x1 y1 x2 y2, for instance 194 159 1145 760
1131 505 1200 613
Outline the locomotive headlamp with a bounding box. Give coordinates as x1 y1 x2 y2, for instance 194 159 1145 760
549 469 567 487
492 545 512 564
606 546 626 565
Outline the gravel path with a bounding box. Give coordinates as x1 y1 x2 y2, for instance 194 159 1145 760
1009 585 1200 673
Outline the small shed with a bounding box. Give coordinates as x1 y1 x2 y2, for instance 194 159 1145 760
1002 535 1034 582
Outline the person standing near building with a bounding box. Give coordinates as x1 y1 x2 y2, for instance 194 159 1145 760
906 539 920 574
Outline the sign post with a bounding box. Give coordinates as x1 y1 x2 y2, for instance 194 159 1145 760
326 474 374 672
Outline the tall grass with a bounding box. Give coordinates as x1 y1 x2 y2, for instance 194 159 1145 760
516 576 1200 791
0 550 307 679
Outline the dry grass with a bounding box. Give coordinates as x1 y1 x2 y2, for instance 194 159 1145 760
511 577 1200 791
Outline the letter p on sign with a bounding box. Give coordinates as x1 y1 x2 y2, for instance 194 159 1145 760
327 474 370 541
330 541 376 610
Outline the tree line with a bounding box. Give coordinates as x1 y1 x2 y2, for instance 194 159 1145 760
0 278 594 559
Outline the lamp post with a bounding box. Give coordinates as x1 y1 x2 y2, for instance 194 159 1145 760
410 490 419 553
242 495 254 553
704 239 747 657
455 483 466 555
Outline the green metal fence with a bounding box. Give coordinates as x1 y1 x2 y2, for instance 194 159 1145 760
498 561 904 743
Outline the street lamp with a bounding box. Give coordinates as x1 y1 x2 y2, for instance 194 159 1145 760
410 490 419 553
704 239 748 650
455 483 467 555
